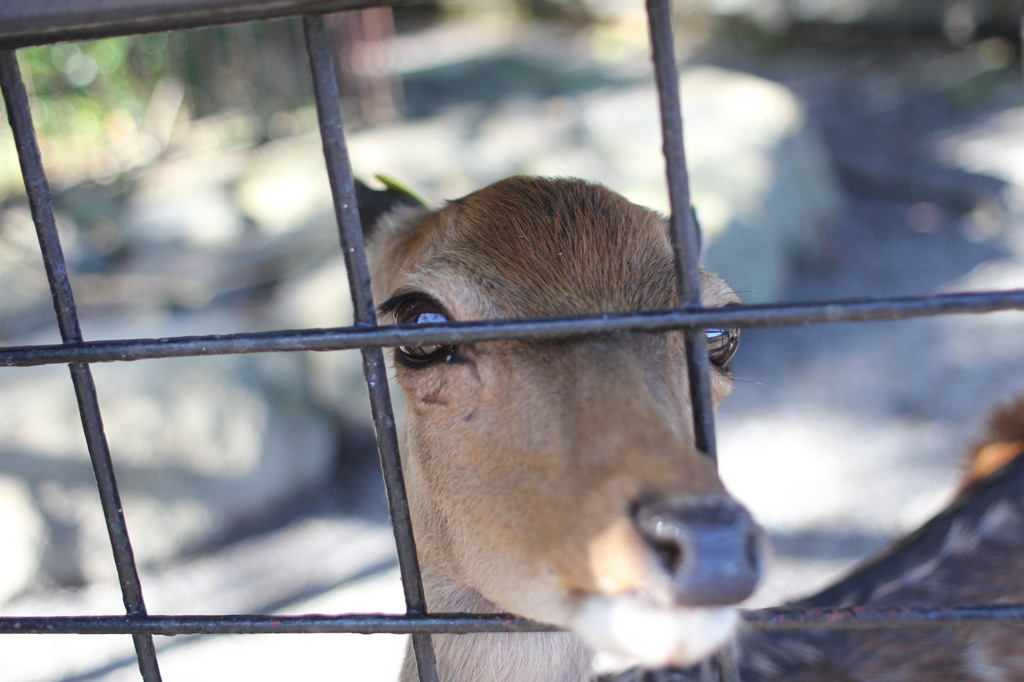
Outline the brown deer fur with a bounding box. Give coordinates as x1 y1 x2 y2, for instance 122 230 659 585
363 177 763 682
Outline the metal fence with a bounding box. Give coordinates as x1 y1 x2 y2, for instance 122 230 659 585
2 1 1024 682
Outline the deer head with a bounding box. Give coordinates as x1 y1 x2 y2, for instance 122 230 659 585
364 176 763 679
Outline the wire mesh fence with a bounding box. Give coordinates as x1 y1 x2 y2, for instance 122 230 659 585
2 1 1024 682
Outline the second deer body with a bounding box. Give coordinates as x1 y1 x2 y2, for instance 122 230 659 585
658 398 1024 682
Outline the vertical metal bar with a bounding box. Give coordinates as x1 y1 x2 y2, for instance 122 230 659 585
646 3 738 680
0 49 162 682
645 0 720 463
301 15 439 682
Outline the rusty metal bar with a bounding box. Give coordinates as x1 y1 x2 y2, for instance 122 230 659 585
746 604 1024 631
0 613 560 635
0 0 430 49
5 603 1024 636
646 0 720 464
646 3 732 674
2 288 1023 368
301 14 438 682
0 49 162 682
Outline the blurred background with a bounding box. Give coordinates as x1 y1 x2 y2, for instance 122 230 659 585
1 1 1024 679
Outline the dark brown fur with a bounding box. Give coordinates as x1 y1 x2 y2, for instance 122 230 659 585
641 399 1024 682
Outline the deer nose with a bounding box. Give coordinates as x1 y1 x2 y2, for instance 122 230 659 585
632 496 762 606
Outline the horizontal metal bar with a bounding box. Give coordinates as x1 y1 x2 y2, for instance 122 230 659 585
0 0 431 50
0 613 559 636
1 289 1022 368
5 604 1024 636
745 604 1024 631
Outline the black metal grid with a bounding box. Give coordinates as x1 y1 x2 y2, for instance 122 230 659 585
2 1 1024 682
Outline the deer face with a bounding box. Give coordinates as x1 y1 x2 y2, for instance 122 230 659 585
368 176 763 668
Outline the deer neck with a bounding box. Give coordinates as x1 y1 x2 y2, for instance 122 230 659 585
399 570 594 682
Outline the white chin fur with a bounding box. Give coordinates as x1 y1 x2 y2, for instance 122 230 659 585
569 595 737 669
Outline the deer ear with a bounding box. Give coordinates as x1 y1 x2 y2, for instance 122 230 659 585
356 175 429 238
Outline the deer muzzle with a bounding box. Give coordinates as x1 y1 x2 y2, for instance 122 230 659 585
632 496 763 607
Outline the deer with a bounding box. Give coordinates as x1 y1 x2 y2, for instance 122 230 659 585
357 176 766 682
635 397 1024 682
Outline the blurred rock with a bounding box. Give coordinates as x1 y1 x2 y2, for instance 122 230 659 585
234 134 334 236
581 66 840 302
349 67 840 303
0 313 339 596
0 475 43 603
122 150 249 248
269 255 376 427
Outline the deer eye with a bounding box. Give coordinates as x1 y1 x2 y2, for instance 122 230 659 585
705 328 740 368
384 295 457 366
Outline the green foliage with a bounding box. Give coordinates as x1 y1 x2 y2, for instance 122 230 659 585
0 35 180 196
0 25 307 196
19 35 174 138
